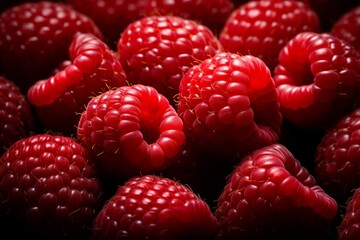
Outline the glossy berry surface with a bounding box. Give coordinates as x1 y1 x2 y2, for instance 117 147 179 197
0 76 34 154
0 134 102 239
177 52 282 160
274 31 360 129
77 84 185 179
92 175 218 240
339 187 360 240
117 15 223 107
27 33 127 135
0 1 102 92
219 0 320 72
215 143 338 239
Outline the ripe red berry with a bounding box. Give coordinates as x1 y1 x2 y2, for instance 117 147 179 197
92 175 218 240
215 143 338 239
0 1 102 92
77 84 185 179
117 15 223 107
314 108 360 204
274 31 360 129
177 52 282 161
339 187 360 240
331 4 360 52
0 134 102 239
0 76 34 154
27 33 127 135
219 0 320 72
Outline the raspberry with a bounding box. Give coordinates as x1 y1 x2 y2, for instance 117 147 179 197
0 134 102 239
339 187 360 240
219 0 320 72
77 84 185 179
145 0 234 35
92 175 218 240
0 1 102 92
331 4 360 52
117 15 223 107
274 31 360 129
66 0 148 49
314 108 360 204
177 52 282 161
0 76 34 154
215 143 338 239
27 33 127 135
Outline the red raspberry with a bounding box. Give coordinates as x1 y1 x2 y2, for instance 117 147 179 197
77 84 185 179
274 31 360 129
219 0 320 72
117 15 223 107
0 134 102 239
145 0 234 35
0 76 34 155
65 0 148 50
314 108 360 204
27 33 127 136
215 143 338 239
339 187 360 240
0 1 102 92
331 4 360 52
177 52 282 161
92 175 218 240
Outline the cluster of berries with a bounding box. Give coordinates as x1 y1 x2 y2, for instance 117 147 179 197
0 0 360 239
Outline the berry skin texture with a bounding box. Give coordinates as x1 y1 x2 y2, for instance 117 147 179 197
274 31 360 129
117 15 223 107
339 187 360 240
77 84 185 179
0 76 34 155
0 134 102 239
219 0 320 72
215 143 338 239
331 4 360 53
27 33 127 135
92 175 218 240
0 1 103 92
177 52 282 161
314 108 360 204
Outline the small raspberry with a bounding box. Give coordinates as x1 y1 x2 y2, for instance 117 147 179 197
77 84 185 179
92 175 218 240
339 187 360 240
314 108 360 204
0 1 102 92
331 4 360 52
117 15 223 107
274 31 360 129
0 134 102 239
215 143 338 239
219 0 320 72
27 33 127 136
0 76 34 154
177 52 282 161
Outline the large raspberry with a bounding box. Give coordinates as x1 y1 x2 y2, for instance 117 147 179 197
314 108 360 204
117 15 223 107
0 76 34 154
219 0 320 72
215 143 338 239
177 52 282 161
339 187 360 240
331 4 360 52
0 1 102 92
77 84 185 179
92 175 218 240
0 134 102 239
274 31 360 129
27 33 127 136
